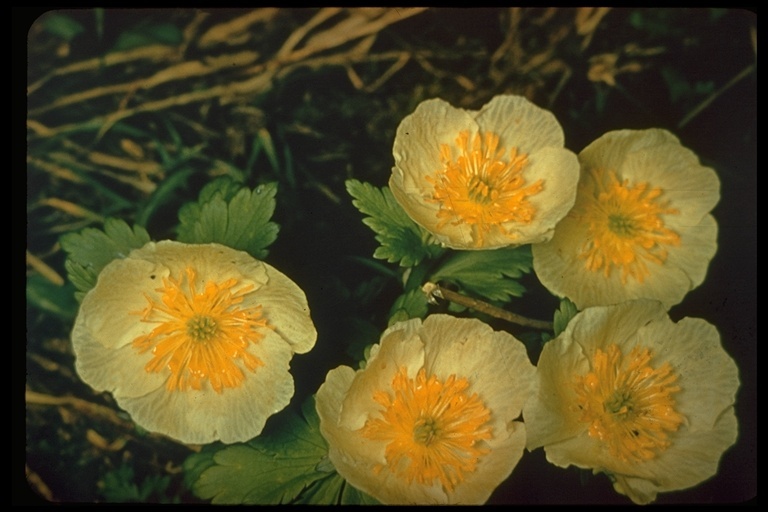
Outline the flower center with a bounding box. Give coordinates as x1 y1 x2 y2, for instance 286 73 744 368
574 168 680 283
359 367 493 492
131 266 269 394
186 314 219 342
573 344 685 463
426 130 544 247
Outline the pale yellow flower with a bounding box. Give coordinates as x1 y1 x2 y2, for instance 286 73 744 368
315 314 535 504
524 300 739 505
389 95 580 249
71 241 317 444
532 128 720 309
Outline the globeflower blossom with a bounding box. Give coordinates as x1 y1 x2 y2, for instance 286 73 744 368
532 128 720 309
71 241 317 444
389 95 580 249
524 300 739 505
315 314 535 504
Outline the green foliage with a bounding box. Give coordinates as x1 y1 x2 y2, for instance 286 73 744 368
661 66 715 107
552 297 578 337
430 246 532 302
176 177 279 259
184 398 378 505
388 288 429 326
346 179 444 267
99 462 177 503
40 12 85 41
60 218 151 301
112 21 183 51
26 274 79 321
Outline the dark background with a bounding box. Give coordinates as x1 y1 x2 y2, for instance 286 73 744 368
21 7 755 505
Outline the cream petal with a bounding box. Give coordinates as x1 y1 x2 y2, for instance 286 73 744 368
388 175 472 247
317 365 448 505
392 97 478 191
72 324 166 398
501 146 580 244
316 315 533 504
527 302 739 504
635 316 740 431
449 421 527 504
244 262 317 354
664 214 718 291
569 300 667 353
578 129 680 172
608 407 738 504
419 315 535 432
617 143 720 226
532 205 713 309
524 329 591 451
338 321 426 430
118 329 295 444
531 212 592 303
474 95 566 151
77 256 171 350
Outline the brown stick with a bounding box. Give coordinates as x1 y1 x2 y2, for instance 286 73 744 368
422 282 553 331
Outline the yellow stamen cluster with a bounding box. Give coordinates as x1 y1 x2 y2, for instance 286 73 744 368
427 130 544 246
359 367 493 492
575 169 680 283
573 343 685 463
132 266 269 393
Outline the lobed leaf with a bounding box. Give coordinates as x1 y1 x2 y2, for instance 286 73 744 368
430 246 532 302
186 397 377 505
176 177 279 259
346 179 443 267
59 218 151 299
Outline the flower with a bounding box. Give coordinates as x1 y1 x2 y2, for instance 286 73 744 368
71 240 317 444
389 95 580 249
532 128 720 310
315 314 535 504
524 300 739 505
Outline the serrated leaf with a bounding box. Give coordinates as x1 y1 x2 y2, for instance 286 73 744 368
296 473 380 505
430 246 532 302
346 179 443 267
176 178 279 259
59 218 151 298
387 288 429 326
190 399 329 505
552 297 578 337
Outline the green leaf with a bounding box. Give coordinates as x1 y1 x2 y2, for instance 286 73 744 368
112 22 182 51
176 177 279 259
59 218 151 299
552 297 578 337
186 397 377 505
430 246 532 302
41 13 84 41
346 179 443 267
296 473 380 505
387 288 429 326
26 274 79 321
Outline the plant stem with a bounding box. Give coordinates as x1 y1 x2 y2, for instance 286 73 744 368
422 282 553 331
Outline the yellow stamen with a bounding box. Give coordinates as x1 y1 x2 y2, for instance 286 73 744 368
131 266 269 394
573 344 685 462
359 367 493 492
427 130 544 247
574 168 680 283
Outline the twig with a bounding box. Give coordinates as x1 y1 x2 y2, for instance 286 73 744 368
422 282 553 331
677 63 756 129
26 250 65 286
